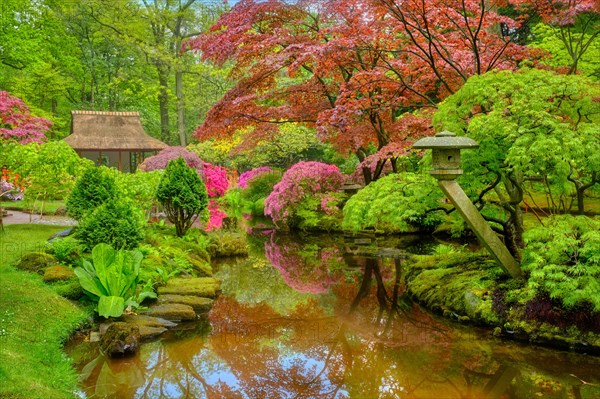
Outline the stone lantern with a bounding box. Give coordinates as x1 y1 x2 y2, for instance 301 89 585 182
413 131 523 278
413 131 478 180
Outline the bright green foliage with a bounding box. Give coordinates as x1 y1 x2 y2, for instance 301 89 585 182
0 141 92 200
294 192 348 231
342 173 444 233
46 236 83 265
239 170 283 216
74 243 153 318
75 199 145 250
530 23 600 79
114 170 163 218
435 69 600 252
523 216 600 311
66 167 117 220
240 170 283 203
156 157 208 237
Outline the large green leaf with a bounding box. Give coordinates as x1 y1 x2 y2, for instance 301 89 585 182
74 267 107 298
98 295 125 318
92 243 116 292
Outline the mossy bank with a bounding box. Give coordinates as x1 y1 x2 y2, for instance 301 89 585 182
405 251 600 354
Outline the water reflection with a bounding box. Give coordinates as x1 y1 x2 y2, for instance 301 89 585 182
69 232 600 399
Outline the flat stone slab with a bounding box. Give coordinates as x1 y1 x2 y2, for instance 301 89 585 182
157 277 221 298
138 326 168 341
158 294 214 313
121 314 178 329
140 303 196 321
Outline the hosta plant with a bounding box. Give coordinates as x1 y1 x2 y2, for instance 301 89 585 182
75 243 156 318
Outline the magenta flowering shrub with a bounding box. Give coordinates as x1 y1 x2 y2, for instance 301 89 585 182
264 237 343 294
238 167 273 189
264 161 344 225
138 146 204 176
205 199 227 231
203 162 229 197
0 91 51 144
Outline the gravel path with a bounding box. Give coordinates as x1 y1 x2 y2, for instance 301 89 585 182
1 210 77 226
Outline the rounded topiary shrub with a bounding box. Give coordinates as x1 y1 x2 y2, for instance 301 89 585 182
75 199 144 250
156 157 208 237
66 167 117 220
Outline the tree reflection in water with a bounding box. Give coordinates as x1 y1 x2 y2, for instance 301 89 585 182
73 234 600 399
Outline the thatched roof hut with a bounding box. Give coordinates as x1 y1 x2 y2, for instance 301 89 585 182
65 111 167 172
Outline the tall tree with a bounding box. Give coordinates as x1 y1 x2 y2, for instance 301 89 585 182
189 0 533 183
509 0 599 75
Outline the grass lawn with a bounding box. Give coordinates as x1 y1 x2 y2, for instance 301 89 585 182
1 200 65 216
0 225 89 399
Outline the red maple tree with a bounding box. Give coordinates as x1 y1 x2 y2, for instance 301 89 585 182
189 0 533 183
0 91 51 144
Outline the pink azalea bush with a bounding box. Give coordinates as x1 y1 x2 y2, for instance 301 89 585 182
0 91 51 144
203 162 229 197
205 199 227 231
264 237 343 294
238 166 273 189
138 146 204 176
264 161 344 225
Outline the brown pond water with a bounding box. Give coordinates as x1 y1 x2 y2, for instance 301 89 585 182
66 232 600 399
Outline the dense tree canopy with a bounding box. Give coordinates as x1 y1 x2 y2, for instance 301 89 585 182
189 0 539 182
435 68 600 255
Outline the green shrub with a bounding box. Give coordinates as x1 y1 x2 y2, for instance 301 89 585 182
240 170 282 203
46 236 83 264
342 172 445 233
156 157 208 237
66 167 117 220
114 170 163 218
0 141 93 200
75 199 145 250
523 215 600 311
75 243 155 318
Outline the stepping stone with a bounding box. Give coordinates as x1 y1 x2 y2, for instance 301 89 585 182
121 314 178 329
138 326 168 341
158 295 214 313
140 303 196 321
157 277 221 298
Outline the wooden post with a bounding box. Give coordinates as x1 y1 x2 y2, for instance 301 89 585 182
118 151 123 171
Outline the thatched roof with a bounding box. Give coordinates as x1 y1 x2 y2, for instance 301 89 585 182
65 111 167 151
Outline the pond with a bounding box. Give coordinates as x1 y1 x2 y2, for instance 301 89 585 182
67 232 600 399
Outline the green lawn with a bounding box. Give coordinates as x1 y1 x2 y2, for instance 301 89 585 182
0 225 89 399
1 200 65 216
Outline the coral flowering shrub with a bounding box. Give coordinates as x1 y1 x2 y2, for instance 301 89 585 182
202 162 229 197
264 161 344 225
238 167 273 189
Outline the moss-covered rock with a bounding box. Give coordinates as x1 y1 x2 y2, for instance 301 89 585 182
43 265 75 282
157 277 221 298
188 253 212 277
158 294 213 313
140 303 196 321
49 278 84 300
100 322 140 357
407 252 505 325
208 231 249 258
15 252 58 273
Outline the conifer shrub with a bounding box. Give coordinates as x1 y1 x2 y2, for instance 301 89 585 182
66 167 117 220
75 199 145 250
156 157 208 237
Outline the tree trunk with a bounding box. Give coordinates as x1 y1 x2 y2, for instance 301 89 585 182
157 64 170 143
176 70 186 146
